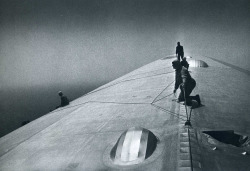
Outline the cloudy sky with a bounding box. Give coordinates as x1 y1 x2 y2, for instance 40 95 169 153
0 0 250 137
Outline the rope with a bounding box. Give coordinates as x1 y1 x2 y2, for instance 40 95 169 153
122 71 175 82
182 85 189 121
88 101 151 105
153 92 175 103
50 100 151 114
151 103 186 121
83 71 175 98
189 108 193 121
124 65 173 79
151 80 175 103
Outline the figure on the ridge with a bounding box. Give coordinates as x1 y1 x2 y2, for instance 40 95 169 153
176 42 184 61
172 60 201 106
181 57 189 70
56 91 69 108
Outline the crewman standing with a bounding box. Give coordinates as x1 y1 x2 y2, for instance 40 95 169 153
176 42 184 61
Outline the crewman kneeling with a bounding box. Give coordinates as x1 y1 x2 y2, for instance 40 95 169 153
172 60 201 106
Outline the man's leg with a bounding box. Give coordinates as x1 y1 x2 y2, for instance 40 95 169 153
183 81 196 105
186 81 201 106
180 54 184 61
178 87 185 102
177 54 180 61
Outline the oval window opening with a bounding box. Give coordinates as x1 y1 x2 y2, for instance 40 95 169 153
188 59 208 67
110 127 158 166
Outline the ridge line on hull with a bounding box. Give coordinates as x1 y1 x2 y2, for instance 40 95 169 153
83 71 174 99
205 56 250 76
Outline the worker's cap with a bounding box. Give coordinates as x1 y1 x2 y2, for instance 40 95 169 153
58 91 63 96
172 60 182 69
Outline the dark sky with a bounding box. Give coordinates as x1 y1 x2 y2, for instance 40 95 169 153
0 0 250 137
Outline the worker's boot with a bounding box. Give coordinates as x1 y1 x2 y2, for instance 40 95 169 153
195 95 201 106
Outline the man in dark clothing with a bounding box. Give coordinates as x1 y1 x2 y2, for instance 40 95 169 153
172 60 201 106
57 91 69 108
180 57 189 70
176 42 184 61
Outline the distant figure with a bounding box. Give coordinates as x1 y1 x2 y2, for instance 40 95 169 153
57 91 69 108
176 42 184 61
172 60 201 106
181 57 189 70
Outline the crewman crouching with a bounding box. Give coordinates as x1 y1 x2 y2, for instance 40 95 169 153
172 60 201 106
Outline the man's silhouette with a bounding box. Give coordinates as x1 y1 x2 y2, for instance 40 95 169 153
57 91 69 108
176 42 184 61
